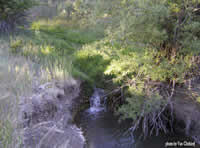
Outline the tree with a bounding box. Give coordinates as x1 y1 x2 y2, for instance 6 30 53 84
0 0 36 33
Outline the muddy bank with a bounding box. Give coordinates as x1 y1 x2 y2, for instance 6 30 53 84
19 77 200 148
172 85 200 145
20 79 86 148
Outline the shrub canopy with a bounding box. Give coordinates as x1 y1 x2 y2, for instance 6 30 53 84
0 0 35 32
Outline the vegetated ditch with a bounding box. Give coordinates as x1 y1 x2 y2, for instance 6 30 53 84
74 83 200 148
20 78 200 148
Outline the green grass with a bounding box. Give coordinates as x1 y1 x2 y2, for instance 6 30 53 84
9 19 108 87
0 119 14 148
72 41 111 86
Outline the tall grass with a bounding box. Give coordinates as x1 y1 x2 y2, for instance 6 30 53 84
0 33 73 147
0 39 31 148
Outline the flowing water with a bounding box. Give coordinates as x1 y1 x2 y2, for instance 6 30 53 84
75 88 195 148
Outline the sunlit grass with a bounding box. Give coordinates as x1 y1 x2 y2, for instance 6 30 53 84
8 17 105 85
0 35 72 147
197 96 200 104
0 39 31 148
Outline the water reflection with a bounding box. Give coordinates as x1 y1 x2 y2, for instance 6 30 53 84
77 110 195 148
75 88 195 148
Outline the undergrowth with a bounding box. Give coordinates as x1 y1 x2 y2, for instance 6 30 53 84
4 0 200 145
9 19 106 86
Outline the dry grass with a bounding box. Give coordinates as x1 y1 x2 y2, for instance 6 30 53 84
0 37 71 148
0 37 38 148
0 1 75 147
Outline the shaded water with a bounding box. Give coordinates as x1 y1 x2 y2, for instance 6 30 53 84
76 88 195 148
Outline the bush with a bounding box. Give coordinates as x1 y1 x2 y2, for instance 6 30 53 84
0 0 36 33
73 42 111 85
73 0 200 137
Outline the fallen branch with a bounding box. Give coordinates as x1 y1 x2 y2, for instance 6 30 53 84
125 80 176 139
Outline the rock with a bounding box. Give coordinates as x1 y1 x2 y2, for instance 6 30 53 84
64 79 80 100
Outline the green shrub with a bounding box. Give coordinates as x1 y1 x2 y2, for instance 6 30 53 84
81 0 200 116
73 43 111 85
0 0 36 33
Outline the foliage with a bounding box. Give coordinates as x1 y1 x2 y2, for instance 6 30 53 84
73 41 111 85
65 0 200 138
7 0 200 138
78 0 200 118
9 19 105 85
0 0 36 33
9 38 23 54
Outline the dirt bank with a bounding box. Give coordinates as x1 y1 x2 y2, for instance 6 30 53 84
20 79 86 148
173 84 200 145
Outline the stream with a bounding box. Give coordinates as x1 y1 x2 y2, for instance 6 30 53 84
75 88 195 148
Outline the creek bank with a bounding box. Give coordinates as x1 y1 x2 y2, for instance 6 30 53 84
172 85 200 145
19 77 200 147
104 81 200 145
77 82 200 146
74 86 193 148
20 79 87 148
75 82 200 147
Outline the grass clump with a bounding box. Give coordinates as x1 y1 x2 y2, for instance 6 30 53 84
9 38 23 54
9 19 105 85
0 118 15 148
0 39 31 148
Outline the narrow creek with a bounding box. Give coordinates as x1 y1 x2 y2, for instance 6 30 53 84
75 88 194 148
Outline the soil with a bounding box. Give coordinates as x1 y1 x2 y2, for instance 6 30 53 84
20 79 86 148
172 84 200 145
